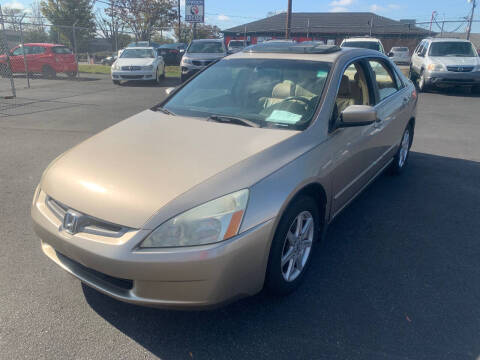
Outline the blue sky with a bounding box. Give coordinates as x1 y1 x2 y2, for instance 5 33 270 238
4 0 479 32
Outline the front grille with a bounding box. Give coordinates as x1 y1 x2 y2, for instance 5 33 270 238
46 196 129 237
447 66 474 72
57 252 133 290
121 66 141 71
121 75 144 79
192 60 214 66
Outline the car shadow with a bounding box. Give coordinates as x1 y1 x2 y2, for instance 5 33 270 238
119 77 180 88
83 151 480 360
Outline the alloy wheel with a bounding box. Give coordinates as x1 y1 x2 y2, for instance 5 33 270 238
398 128 410 168
281 211 314 282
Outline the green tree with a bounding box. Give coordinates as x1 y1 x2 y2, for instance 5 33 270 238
40 0 96 52
115 0 177 41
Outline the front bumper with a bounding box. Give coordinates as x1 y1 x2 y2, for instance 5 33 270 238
112 70 155 81
32 190 275 309
425 70 480 86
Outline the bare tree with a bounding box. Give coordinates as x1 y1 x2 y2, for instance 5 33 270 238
95 0 125 51
2 6 26 31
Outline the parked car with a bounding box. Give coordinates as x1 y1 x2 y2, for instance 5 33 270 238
388 47 411 65
101 55 117 66
111 47 165 85
180 39 227 82
127 41 161 49
228 39 248 53
341 37 385 54
410 37 480 93
32 42 418 309
157 43 186 65
0 43 78 78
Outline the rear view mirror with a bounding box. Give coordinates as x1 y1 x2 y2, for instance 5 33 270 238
165 87 176 95
339 105 377 127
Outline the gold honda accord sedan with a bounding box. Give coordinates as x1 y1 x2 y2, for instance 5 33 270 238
32 43 417 309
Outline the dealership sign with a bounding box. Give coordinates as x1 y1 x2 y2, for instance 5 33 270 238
185 0 204 23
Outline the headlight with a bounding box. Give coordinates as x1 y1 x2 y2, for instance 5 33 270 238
112 62 120 70
140 189 249 248
182 57 193 65
143 65 153 70
427 63 445 72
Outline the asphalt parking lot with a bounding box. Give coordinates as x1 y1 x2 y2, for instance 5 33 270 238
1 74 480 360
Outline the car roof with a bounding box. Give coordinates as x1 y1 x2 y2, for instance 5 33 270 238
191 39 224 42
23 43 65 47
342 37 381 42
227 46 379 63
122 47 155 50
429 37 473 43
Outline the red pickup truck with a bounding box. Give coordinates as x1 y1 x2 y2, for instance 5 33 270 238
0 43 78 78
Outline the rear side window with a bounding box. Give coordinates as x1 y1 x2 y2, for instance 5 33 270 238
32 46 45 54
52 47 73 54
368 60 399 101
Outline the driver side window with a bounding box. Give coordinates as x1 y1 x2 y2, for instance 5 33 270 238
332 62 370 127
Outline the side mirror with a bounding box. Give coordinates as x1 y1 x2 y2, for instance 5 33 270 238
387 52 393 57
165 87 176 95
339 105 377 127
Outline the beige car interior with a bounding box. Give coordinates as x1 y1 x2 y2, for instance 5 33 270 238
336 63 370 114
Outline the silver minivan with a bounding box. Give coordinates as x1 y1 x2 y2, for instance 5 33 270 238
410 38 480 92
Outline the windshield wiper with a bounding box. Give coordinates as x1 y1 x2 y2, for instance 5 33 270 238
207 115 260 128
151 105 175 115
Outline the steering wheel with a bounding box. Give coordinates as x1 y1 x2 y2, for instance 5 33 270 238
279 96 311 108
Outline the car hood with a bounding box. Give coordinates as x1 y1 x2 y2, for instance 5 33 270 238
41 110 297 229
430 56 480 67
115 58 154 67
184 53 225 60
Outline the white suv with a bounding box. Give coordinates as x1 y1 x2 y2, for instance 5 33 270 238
340 37 385 54
410 38 480 92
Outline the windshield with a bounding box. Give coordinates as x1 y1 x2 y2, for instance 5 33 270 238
120 49 155 58
429 42 477 57
342 41 381 51
128 42 149 47
164 59 331 130
188 41 225 54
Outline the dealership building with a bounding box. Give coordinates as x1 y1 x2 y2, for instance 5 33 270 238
223 12 432 51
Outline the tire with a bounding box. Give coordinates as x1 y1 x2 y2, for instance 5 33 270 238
180 73 188 83
417 70 429 93
389 123 413 175
408 66 416 81
66 71 77 78
265 196 321 295
154 67 162 84
42 65 56 79
112 80 121 85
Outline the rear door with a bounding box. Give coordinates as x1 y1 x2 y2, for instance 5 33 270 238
51 46 75 69
366 58 408 164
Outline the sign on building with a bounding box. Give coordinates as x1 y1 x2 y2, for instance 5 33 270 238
185 0 204 23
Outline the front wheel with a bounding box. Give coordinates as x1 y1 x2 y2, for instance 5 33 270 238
112 80 121 85
265 196 320 295
42 65 56 79
389 124 413 175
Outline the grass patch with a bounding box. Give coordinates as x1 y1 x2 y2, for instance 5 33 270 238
78 64 111 74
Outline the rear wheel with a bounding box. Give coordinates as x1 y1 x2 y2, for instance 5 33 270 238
42 65 56 79
389 124 413 175
265 196 320 295
471 85 480 94
66 71 77 78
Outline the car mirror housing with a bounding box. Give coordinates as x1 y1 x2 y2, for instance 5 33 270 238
339 105 377 127
165 87 176 95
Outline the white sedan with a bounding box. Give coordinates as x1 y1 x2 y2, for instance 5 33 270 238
111 47 165 85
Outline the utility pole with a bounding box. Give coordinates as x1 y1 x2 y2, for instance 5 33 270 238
429 11 437 32
178 0 181 42
467 0 477 40
285 0 292 39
